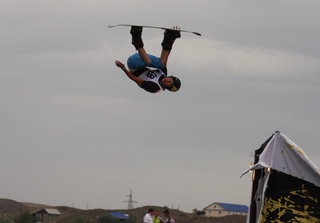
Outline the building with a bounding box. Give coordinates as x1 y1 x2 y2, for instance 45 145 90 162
203 202 248 217
33 208 61 223
111 212 130 223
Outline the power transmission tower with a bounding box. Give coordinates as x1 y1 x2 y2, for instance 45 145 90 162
123 189 138 209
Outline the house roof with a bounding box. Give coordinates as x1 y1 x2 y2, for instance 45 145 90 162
34 208 61 215
111 212 129 219
217 202 248 212
204 202 248 213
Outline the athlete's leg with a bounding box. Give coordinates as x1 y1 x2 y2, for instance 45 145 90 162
127 53 148 72
137 48 151 64
160 27 181 66
160 50 170 67
130 26 151 64
127 53 165 72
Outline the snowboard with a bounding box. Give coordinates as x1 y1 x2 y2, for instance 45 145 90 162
108 24 201 36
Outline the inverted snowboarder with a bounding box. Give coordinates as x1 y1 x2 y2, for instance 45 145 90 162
115 26 181 93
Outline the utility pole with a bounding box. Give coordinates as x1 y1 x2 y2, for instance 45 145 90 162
123 189 138 209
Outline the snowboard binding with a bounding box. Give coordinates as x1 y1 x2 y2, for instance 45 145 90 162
130 26 144 50
162 28 181 51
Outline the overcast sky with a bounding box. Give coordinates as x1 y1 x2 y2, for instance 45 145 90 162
1 0 320 213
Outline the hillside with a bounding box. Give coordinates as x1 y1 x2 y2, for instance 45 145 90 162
0 199 246 223
0 199 26 216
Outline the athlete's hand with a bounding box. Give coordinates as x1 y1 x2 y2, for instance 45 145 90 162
115 60 125 69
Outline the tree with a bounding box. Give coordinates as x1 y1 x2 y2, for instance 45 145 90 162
98 214 119 223
0 216 12 223
74 218 94 223
14 211 34 223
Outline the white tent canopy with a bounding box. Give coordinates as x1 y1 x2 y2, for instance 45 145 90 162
241 132 320 187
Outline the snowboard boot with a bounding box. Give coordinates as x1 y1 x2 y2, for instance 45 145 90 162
161 29 181 51
130 26 144 50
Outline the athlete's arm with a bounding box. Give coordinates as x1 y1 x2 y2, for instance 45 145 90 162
115 60 144 86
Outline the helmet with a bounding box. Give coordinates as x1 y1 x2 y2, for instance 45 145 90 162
167 76 181 92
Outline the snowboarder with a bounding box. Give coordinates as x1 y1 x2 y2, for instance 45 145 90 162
115 26 181 93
